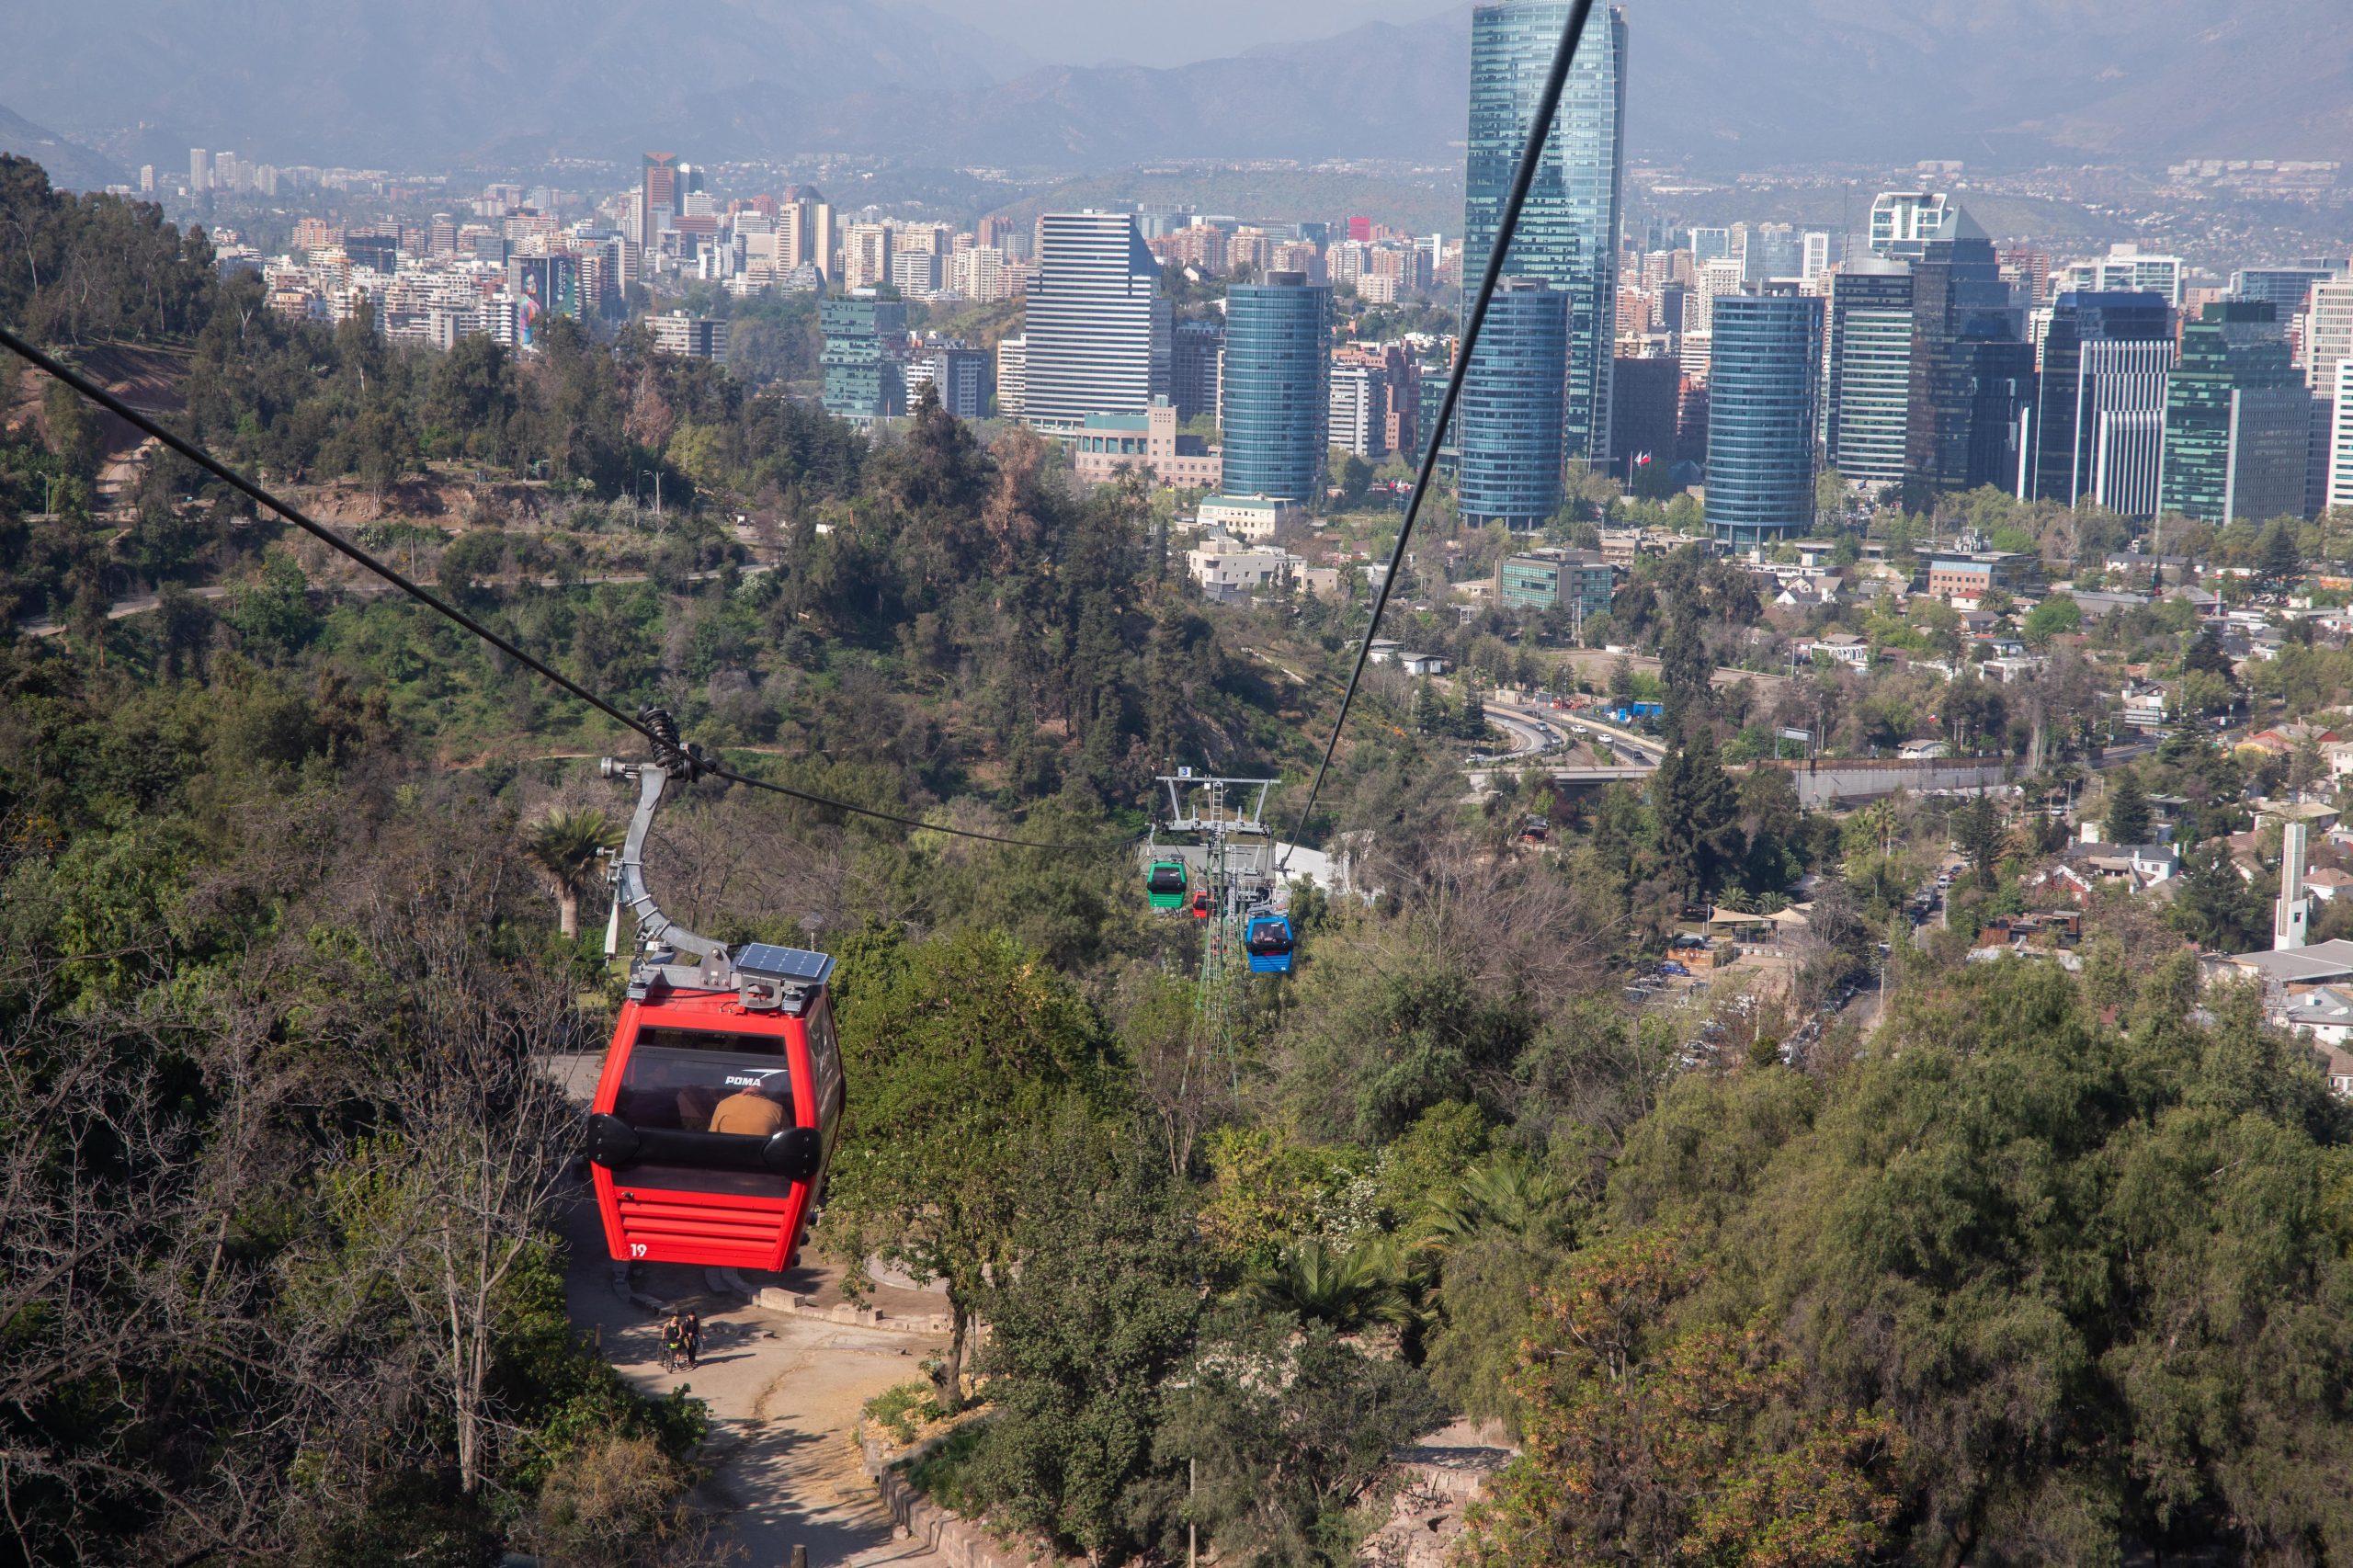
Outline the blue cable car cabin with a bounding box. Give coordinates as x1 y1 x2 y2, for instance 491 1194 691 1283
1245 913 1295 974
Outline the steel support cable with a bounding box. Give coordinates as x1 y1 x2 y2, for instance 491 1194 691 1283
0 323 1099 853
1279 0 1597 869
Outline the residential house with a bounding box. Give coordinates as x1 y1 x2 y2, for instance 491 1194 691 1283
1818 632 1870 668
1197 494 1302 541
1400 652 1449 676
2026 861 2097 905
2071 839 2180 891
2304 868 2353 903
1976 911 2083 951
2239 722 2339 759
2103 551 2190 586
2118 684 2171 732
1185 533 1301 601
2073 589 2150 619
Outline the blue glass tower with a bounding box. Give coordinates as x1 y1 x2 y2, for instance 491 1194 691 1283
1705 290 1824 546
1458 278 1568 528
1462 1 1628 466
1220 269 1330 502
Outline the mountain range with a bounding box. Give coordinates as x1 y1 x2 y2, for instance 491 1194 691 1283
4 0 2350 180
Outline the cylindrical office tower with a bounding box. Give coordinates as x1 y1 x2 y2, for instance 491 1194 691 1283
1457 276 1567 528
1220 269 1331 501
1706 290 1824 546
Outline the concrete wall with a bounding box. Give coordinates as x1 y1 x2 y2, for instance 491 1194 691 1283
1751 756 2013 808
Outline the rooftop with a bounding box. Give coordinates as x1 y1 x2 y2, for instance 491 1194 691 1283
2223 938 2353 983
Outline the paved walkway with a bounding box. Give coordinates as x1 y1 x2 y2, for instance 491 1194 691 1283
558 1174 949 1566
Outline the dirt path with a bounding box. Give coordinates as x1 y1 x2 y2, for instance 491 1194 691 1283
559 1193 948 1566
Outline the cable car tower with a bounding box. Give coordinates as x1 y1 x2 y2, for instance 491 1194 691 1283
1140 771 1293 1071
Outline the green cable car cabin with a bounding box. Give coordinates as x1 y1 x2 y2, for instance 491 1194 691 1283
1145 858 1189 911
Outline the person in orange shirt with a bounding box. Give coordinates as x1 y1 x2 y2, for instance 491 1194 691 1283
708 1076 789 1136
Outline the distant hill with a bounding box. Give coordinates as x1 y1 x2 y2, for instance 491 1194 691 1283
0 104 124 193
5 0 2350 175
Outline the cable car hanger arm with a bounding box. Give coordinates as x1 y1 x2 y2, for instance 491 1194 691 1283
603 753 727 967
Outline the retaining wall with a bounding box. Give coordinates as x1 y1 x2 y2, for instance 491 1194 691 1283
1748 756 2013 808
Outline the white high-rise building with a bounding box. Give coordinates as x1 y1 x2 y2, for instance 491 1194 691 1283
1021 212 1170 432
2063 244 2186 307
2328 360 2353 512
2075 340 2176 518
1801 231 1834 281
1693 256 1745 333
954 245 1013 302
188 148 209 192
1329 360 1383 459
843 223 892 292
995 335 1029 421
890 247 941 296
2303 278 2353 394
1868 191 1953 259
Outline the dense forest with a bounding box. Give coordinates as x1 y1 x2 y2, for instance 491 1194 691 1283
8 159 2353 1568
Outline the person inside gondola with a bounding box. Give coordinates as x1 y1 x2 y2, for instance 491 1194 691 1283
709 1074 790 1136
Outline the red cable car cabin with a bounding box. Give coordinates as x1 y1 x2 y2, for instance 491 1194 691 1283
585 749 847 1273
586 947 843 1272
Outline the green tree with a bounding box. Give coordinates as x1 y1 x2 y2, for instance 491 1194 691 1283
223 551 319 660
2021 593 2082 645
964 1122 1200 1562
1421 1151 1582 1423
1459 1233 1904 1568
1455 676 1489 742
1413 676 1446 736
1246 1238 1415 1335
522 810 620 938
2184 620 2235 680
2170 841 2267 951
1654 732 1742 908
1952 792 2004 890
1159 1308 1441 1566
2258 517 2303 590
2103 767 2151 846
1658 593 1713 741
824 926 1110 1411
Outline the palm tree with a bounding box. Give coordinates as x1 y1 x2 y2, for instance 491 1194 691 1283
523 809 620 938
1246 1237 1417 1335
1418 1150 1577 1257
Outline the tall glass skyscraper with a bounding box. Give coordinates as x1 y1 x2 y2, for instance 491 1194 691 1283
2160 301 2309 526
1824 259 1913 487
1024 211 1171 432
1458 278 1568 528
1904 210 2035 504
1461 2 1628 467
1705 290 1823 546
820 298 907 426
1220 270 1331 502
2031 291 2173 517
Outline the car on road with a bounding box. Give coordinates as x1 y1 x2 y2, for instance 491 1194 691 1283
1571 722 1588 734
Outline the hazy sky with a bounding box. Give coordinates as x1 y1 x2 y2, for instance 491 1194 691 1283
935 0 1449 69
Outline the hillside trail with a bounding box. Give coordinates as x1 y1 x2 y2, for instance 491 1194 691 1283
559 1192 951 1566
548 1047 950 1567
